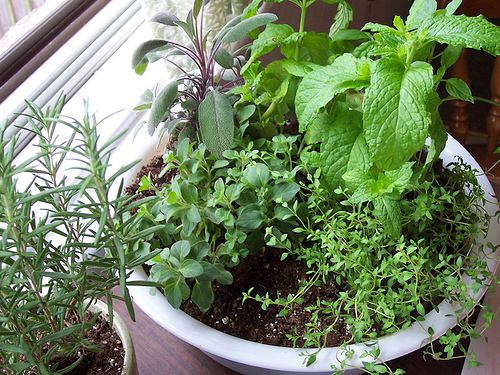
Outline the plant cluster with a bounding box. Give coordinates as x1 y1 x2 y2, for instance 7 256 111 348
0 98 160 374
295 0 500 237
232 0 356 135
131 0 499 374
132 0 277 157
137 131 310 311
252 157 496 371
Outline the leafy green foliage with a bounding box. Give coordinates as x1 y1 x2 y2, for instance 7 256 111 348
0 99 161 374
363 59 434 170
292 0 499 236
296 53 370 131
140 134 308 311
257 158 494 372
132 1 277 155
232 0 359 135
198 90 235 158
423 12 500 55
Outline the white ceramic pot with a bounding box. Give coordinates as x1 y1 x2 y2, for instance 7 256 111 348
90 300 138 375
127 135 499 375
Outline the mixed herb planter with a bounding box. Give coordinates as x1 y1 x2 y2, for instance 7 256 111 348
127 0 500 374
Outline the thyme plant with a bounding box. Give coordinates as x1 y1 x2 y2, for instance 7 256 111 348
0 98 161 374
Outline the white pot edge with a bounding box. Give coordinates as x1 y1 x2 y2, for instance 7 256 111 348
90 300 138 375
121 133 499 374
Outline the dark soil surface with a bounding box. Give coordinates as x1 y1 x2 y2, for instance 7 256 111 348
124 154 177 200
9 314 125 375
64 313 125 375
181 249 350 347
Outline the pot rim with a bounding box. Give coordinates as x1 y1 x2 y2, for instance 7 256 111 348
128 134 499 372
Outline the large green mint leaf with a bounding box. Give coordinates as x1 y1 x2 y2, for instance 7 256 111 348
329 0 353 38
296 54 371 132
198 90 234 158
242 24 294 72
220 13 278 43
320 106 364 189
424 92 447 167
406 0 437 30
301 32 334 66
422 12 500 56
374 196 402 238
363 59 433 171
345 162 414 203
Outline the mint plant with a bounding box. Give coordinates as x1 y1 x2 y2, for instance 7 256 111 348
294 0 500 236
132 0 277 157
0 98 160 374
232 0 361 136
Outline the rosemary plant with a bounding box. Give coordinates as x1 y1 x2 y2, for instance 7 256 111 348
0 97 161 374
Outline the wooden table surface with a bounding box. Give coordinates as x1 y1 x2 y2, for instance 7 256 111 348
114 181 500 375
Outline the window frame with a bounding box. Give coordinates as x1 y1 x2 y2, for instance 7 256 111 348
0 0 112 102
0 0 141 154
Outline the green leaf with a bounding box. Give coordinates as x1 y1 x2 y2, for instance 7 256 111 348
406 0 437 30
331 29 370 42
214 48 234 69
243 24 294 70
304 111 330 144
296 54 371 132
345 162 413 202
221 13 278 43
301 32 334 66
270 182 300 202
446 0 462 14
445 78 473 103
329 0 353 38
236 204 265 230
236 105 256 123
193 0 203 18
191 280 214 311
280 59 319 77
198 90 234 158
425 93 447 165
437 45 462 79
164 276 190 308
422 12 500 56
244 163 269 187
179 259 204 278
320 106 365 189
149 81 179 132
149 11 180 26
132 40 170 74
170 240 191 261
363 59 434 170
186 205 201 223
374 196 402 238
416 302 426 316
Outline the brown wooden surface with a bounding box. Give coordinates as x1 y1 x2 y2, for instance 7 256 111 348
113 177 499 375
449 49 471 146
486 57 500 162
